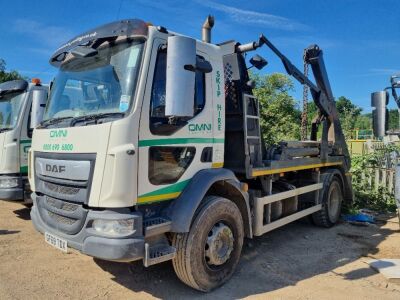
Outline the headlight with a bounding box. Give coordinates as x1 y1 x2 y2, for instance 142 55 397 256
0 178 19 188
92 219 136 236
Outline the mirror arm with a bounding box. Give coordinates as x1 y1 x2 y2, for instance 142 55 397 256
184 65 196 72
168 116 188 126
184 61 213 74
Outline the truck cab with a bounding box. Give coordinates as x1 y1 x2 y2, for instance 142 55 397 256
30 18 352 291
30 18 225 259
0 79 47 202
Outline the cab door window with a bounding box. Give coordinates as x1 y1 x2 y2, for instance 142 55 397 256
150 50 205 135
149 146 196 185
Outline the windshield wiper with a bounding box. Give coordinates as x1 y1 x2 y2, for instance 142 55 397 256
70 112 125 126
0 128 12 133
39 116 74 128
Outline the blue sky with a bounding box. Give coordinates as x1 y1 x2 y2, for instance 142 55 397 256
0 0 399 112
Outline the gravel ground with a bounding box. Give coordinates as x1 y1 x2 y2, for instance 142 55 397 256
0 200 399 299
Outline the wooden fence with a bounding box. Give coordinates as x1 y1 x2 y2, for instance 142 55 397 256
361 167 396 194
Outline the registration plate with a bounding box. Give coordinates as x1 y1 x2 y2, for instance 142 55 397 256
45 232 68 252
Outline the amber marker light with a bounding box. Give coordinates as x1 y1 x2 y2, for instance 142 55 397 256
31 78 41 85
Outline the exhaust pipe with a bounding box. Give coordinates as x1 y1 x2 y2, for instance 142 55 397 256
202 15 214 43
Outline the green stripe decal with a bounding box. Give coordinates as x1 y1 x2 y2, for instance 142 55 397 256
20 139 31 144
20 166 28 173
138 138 224 147
139 180 190 198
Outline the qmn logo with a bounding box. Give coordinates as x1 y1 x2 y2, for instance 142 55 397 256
188 123 212 132
50 130 68 138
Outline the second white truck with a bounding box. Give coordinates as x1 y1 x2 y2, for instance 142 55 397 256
0 79 47 202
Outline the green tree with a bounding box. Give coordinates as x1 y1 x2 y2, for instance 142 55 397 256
306 96 364 139
0 59 24 83
252 72 301 145
388 109 399 130
336 96 362 117
335 96 362 139
354 113 372 130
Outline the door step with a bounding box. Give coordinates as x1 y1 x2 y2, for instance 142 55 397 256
144 217 172 237
144 243 176 267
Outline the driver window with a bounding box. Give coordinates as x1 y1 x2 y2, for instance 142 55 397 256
150 50 205 135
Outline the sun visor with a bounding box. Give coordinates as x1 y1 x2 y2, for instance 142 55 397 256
0 80 28 97
50 19 148 67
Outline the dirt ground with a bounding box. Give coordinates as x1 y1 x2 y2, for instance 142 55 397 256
0 200 399 300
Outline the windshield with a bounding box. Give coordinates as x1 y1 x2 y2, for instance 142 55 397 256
0 92 25 130
43 39 144 125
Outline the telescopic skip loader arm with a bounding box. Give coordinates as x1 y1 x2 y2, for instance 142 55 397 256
388 74 400 109
238 35 351 172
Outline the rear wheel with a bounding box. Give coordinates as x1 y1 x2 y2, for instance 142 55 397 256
312 176 343 227
172 196 244 291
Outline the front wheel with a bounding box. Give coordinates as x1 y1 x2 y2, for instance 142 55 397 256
312 176 343 227
172 196 244 292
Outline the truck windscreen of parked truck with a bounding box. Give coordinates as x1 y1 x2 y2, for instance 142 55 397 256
42 39 144 127
0 91 25 132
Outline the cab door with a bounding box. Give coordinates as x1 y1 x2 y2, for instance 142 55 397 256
137 38 214 205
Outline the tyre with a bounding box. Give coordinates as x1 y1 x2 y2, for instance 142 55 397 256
312 176 343 227
172 196 244 292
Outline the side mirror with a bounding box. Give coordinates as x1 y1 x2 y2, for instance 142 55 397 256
371 91 389 138
165 36 196 117
250 54 268 70
30 89 47 129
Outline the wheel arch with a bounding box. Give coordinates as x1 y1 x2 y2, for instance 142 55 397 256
206 179 252 238
321 167 350 202
167 168 253 238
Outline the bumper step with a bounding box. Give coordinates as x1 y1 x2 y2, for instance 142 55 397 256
144 243 176 267
144 217 172 237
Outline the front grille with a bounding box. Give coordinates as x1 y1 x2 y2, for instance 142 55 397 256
34 153 96 204
44 181 80 196
37 195 88 235
34 153 95 235
47 211 77 225
45 196 79 212
61 202 79 212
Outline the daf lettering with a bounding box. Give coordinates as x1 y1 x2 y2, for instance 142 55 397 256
45 164 66 173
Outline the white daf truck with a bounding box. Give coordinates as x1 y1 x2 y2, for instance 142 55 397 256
29 17 353 291
0 79 47 202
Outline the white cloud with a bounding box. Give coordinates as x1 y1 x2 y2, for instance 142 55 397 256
272 36 339 49
352 68 400 78
368 68 400 75
13 19 74 49
196 0 308 31
19 69 55 76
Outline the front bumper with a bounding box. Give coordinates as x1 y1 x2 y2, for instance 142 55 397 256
0 176 24 201
30 193 145 262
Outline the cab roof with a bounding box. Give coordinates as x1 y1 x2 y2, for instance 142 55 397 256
0 79 28 97
50 19 148 67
